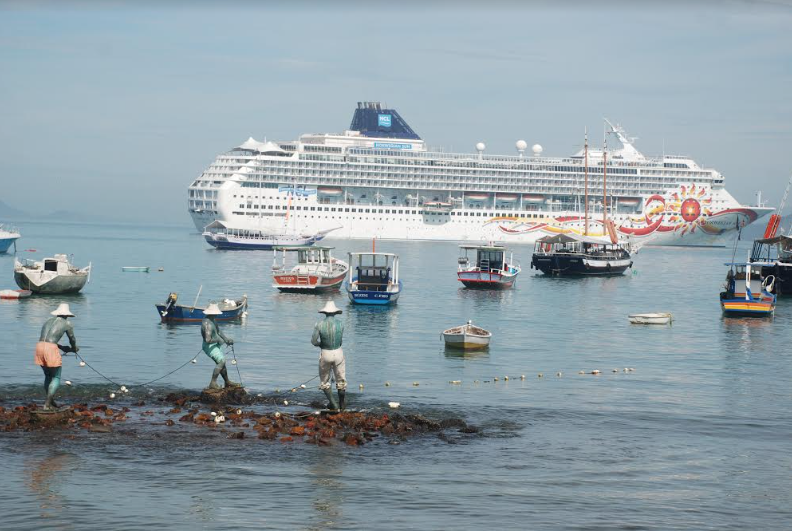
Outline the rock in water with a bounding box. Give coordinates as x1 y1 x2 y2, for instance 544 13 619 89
200 386 248 404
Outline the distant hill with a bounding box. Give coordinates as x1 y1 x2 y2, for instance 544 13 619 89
41 209 93 222
0 200 27 219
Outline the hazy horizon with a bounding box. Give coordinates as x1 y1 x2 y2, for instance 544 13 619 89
2 1 792 224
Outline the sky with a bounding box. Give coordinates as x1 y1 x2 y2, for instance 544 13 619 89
1 1 791 224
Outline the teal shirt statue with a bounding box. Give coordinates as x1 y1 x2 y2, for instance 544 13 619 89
34 303 80 410
311 315 344 350
200 303 240 389
312 301 347 411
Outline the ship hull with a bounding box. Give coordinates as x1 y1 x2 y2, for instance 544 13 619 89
190 183 769 248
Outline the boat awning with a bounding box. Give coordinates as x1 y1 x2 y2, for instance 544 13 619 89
275 246 334 251
234 137 287 154
755 235 792 245
537 233 613 245
459 244 506 251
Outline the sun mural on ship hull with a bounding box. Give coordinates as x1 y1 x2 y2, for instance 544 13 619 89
489 184 756 242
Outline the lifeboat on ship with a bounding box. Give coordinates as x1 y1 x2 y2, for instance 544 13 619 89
618 197 641 206
523 194 544 203
466 193 489 202
317 187 343 197
496 194 519 203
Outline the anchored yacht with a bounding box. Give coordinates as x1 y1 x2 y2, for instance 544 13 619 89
187 102 771 246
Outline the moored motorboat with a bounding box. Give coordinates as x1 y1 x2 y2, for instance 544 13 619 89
0 289 32 300
720 262 776 317
628 313 672 325
272 246 349 292
203 220 337 250
13 254 91 294
749 235 792 296
442 321 492 350
156 292 248 323
122 266 150 273
457 244 521 289
346 252 401 305
0 224 21 254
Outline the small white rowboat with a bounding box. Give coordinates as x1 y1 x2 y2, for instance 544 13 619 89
122 266 150 273
628 313 673 325
442 320 492 350
0 289 33 300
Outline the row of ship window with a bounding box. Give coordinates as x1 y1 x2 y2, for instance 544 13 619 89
234 204 555 219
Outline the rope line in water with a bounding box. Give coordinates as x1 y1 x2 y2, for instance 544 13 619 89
71 348 204 389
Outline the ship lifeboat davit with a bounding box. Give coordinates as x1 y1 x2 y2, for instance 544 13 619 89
318 187 343 197
523 194 544 203
466 193 489 202
496 194 519 203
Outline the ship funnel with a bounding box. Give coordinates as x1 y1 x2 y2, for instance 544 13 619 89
350 102 421 140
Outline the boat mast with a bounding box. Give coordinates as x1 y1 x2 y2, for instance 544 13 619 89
603 128 608 227
584 127 589 236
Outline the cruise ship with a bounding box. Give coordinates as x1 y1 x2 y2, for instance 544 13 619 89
187 102 771 246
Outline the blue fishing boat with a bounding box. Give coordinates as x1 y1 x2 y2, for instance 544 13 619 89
720 262 776 317
156 292 248 323
345 252 401 305
0 224 20 254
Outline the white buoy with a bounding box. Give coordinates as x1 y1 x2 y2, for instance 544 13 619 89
359 383 364 390
412 382 419 386
211 411 217 417
449 380 461 385
591 370 601 375
520 375 526 380
578 370 585 375
613 368 619 373
230 359 237 365
65 380 72 386
300 384 306 389
191 359 197 364
537 373 543 378
257 393 263 398
109 393 116 399
274 412 281 418
493 377 499 382
504 376 509 381
236 409 242 415
556 372 562 377
283 400 289 406
385 382 391 387
291 388 297 393
388 402 400 409
79 361 86 367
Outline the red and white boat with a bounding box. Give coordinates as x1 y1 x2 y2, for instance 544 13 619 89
0 289 33 300
272 246 349 292
457 244 521 289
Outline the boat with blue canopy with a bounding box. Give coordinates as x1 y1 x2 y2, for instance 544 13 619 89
345 252 401 305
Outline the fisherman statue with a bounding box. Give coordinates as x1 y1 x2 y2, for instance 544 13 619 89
311 301 347 411
35 303 79 410
201 303 241 389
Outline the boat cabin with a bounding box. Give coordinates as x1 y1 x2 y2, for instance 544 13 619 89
723 262 770 298
458 245 508 273
273 246 333 268
348 253 399 292
533 233 629 258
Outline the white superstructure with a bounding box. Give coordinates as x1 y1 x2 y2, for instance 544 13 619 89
188 102 771 246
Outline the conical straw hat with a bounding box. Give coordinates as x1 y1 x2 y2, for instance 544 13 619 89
203 303 223 316
51 303 75 317
319 301 342 315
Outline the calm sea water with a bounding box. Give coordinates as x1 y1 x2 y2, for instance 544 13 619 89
1 221 791 530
